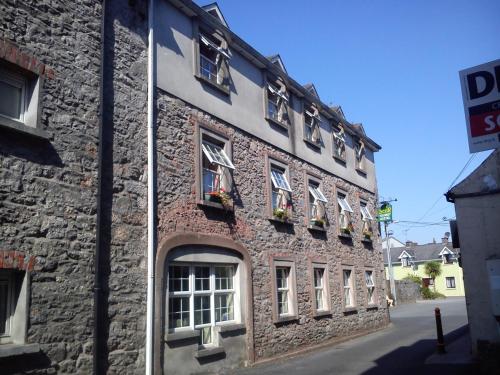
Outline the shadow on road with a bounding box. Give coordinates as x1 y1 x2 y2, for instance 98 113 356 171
362 325 477 375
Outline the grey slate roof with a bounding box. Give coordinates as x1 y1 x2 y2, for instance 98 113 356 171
383 242 459 264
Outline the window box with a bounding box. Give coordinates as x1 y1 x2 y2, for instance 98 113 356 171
308 223 326 232
361 238 373 244
338 232 352 240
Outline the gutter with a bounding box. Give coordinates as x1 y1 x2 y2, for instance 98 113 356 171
94 0 107 373
445 188 500 203
145 0 156 373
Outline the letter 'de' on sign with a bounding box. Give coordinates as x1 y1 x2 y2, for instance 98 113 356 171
460 59 500 153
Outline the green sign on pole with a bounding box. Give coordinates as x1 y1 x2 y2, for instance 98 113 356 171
377 203 393 222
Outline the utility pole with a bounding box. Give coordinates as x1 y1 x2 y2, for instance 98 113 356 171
385 222 397 304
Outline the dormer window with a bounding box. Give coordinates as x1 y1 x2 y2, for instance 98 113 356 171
401 257 411 267
198 33 230 92
355 139 366 171
308 179 328 228
443 253 453 264
304 105 322 146
266 82 289 127
332 123 346 161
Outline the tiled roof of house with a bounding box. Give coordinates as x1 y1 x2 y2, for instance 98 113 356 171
383 242 459 264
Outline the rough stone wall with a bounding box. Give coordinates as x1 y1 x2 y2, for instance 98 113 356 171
102 0 149 374
0 1 102 373
156 90 390 363
394 280 420 304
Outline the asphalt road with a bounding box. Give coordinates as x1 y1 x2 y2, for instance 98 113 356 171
235 298 476 375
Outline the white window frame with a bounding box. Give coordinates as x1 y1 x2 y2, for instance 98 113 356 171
337 193 353 230
202 141 235 170
0 272 14 339
167 263 240 347
304 107 322 145
271 258 297 322
332 125 346 160
308 185 328 203
360 203 373 221
276 266 291 317
446 276 456 289
343 269 355 308
271 167 292 192
365 270 375 305
0 68 27 123
313 267 327 312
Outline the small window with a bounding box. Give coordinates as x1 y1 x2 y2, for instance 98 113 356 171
200 132 234 207
266 82 290 126
443 253 453 264
355 139 366 171
308 180 327 228
199 33 230 90
270 163 292 220
332 124 346 161
0 270 27 345
0 64 44 137
337 192 354 234
271 259 297 322
365 270 375 305
313 268 327 311
401 257 411 267
343 269 354 308
361 202 374 240
304 105 322 146
446 277 456 289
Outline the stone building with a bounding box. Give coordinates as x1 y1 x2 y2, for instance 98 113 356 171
446 149 500 360
0 0 388 374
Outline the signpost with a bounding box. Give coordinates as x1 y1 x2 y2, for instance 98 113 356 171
459 59 500 153
377 202 392 223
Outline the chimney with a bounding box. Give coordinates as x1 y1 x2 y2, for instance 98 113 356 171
405 241 412 247
442 232 450 244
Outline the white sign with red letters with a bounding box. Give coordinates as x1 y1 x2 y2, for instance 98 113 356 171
459 59 500 153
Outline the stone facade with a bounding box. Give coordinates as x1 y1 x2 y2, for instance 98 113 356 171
155 90 389 371
0 0 149 374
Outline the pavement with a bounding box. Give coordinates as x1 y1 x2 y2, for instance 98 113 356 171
233 297 478 375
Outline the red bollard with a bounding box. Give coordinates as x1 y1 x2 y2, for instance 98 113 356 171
435 307 446 354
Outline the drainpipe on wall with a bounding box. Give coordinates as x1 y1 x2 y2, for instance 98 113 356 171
146 0 156 373
94 0 107 373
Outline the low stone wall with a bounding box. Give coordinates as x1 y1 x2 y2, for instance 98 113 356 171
386 280 420 304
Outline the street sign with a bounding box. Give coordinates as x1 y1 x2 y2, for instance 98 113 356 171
377 203 392 222
459 59 500 153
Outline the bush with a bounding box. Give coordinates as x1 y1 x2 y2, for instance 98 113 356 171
403 274 422 285
421 286 446 300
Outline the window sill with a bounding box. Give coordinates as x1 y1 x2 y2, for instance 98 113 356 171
356 168 367 176
197 199 234 212
165 329 200 343
0 343 40 358
195 345 225 359
338 232 353 239
333 155 347 164
367 304 379 310
274 315 299 324
0 117 49 140
343 307 358 314
195 74 230 96
361 238 373 244
217 323 246 333
269 216 293 225
266 116 289 131
303 138 322 150
308 224 326 232
313 310 332 318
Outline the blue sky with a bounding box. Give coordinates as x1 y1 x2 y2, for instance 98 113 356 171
202 0 500 244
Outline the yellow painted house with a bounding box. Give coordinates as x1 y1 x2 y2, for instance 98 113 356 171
383 239 464 297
